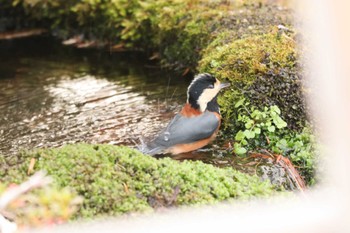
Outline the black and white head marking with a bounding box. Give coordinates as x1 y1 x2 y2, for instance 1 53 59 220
187 73 221 112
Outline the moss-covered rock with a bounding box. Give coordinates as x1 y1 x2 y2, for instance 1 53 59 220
197 26 314 184
199 29 306 131
1 144 274 219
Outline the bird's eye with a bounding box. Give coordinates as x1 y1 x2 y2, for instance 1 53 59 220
208 84 214 89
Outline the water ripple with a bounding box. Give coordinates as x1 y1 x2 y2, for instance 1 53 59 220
0 39 187 156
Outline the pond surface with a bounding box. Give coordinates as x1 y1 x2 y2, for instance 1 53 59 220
0 36 189 156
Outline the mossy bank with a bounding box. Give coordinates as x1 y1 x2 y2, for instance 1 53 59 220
1 144 274 224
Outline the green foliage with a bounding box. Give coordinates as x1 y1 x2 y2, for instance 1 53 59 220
1 144 275 219
233 99 287 155
6 0 294 71
231 98 317 184
268 127 317 184
8 0 227 68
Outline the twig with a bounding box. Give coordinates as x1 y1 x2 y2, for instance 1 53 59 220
278 157 306 191
0 171 52 210
0 171 51 233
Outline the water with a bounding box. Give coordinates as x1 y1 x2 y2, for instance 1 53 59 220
0 36 188 156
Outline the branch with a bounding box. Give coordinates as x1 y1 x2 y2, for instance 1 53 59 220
0 171 52 211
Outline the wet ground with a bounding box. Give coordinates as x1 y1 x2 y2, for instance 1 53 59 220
0 35 189 156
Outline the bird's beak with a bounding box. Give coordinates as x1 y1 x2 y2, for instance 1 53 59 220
219 82 230 89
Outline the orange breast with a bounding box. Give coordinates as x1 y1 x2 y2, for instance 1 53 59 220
180 103 201 117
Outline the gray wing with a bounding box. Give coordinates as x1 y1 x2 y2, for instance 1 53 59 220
142 111 219 155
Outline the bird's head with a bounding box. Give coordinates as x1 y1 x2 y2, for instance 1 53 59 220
187 73 230 112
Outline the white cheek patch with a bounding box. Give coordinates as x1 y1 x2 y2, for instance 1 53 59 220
197 81 221 112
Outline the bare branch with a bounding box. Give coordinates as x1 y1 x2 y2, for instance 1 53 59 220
0 171 52 211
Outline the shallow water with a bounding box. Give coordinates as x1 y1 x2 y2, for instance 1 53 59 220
0 36 188 156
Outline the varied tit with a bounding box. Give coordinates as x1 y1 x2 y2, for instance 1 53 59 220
141 73 230 155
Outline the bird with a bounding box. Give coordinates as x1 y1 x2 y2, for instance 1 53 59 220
140 73 230 155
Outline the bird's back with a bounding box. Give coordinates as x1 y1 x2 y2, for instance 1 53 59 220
141 111 220 155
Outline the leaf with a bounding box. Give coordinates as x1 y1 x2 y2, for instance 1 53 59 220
243 129 255 139
271 105 281 114
254 128 261 134
294 141 304 148
241 139 248 145
235 131 245 141
244 120 254 129
276 139 289 152
267 125 275 132
234 144 247 155
234 98 245 108
273 117 287 129
251 110 261 120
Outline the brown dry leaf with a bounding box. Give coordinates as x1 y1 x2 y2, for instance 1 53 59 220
122 182 129 194
182 67 190 76
149 52 160 60
0 29 46 40
110 43 125 52
62 36 82 45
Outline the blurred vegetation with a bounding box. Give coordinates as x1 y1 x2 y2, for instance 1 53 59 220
0 182 81 227
1 144 275 222
2 0 293 69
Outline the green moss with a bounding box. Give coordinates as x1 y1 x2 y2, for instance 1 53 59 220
199 29 306 131
1 144 275 218
200 30 296 82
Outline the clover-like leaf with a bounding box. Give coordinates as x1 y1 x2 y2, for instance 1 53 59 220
234 144 247 155
234 98 246 108
235 130 245 141
243 129 255 139
267 125 275 132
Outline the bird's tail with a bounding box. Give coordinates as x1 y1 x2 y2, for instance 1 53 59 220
137 137 164 156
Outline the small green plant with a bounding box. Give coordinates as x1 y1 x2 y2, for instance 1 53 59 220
232 98 317 184
268 127 317 184
233 98 287 155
